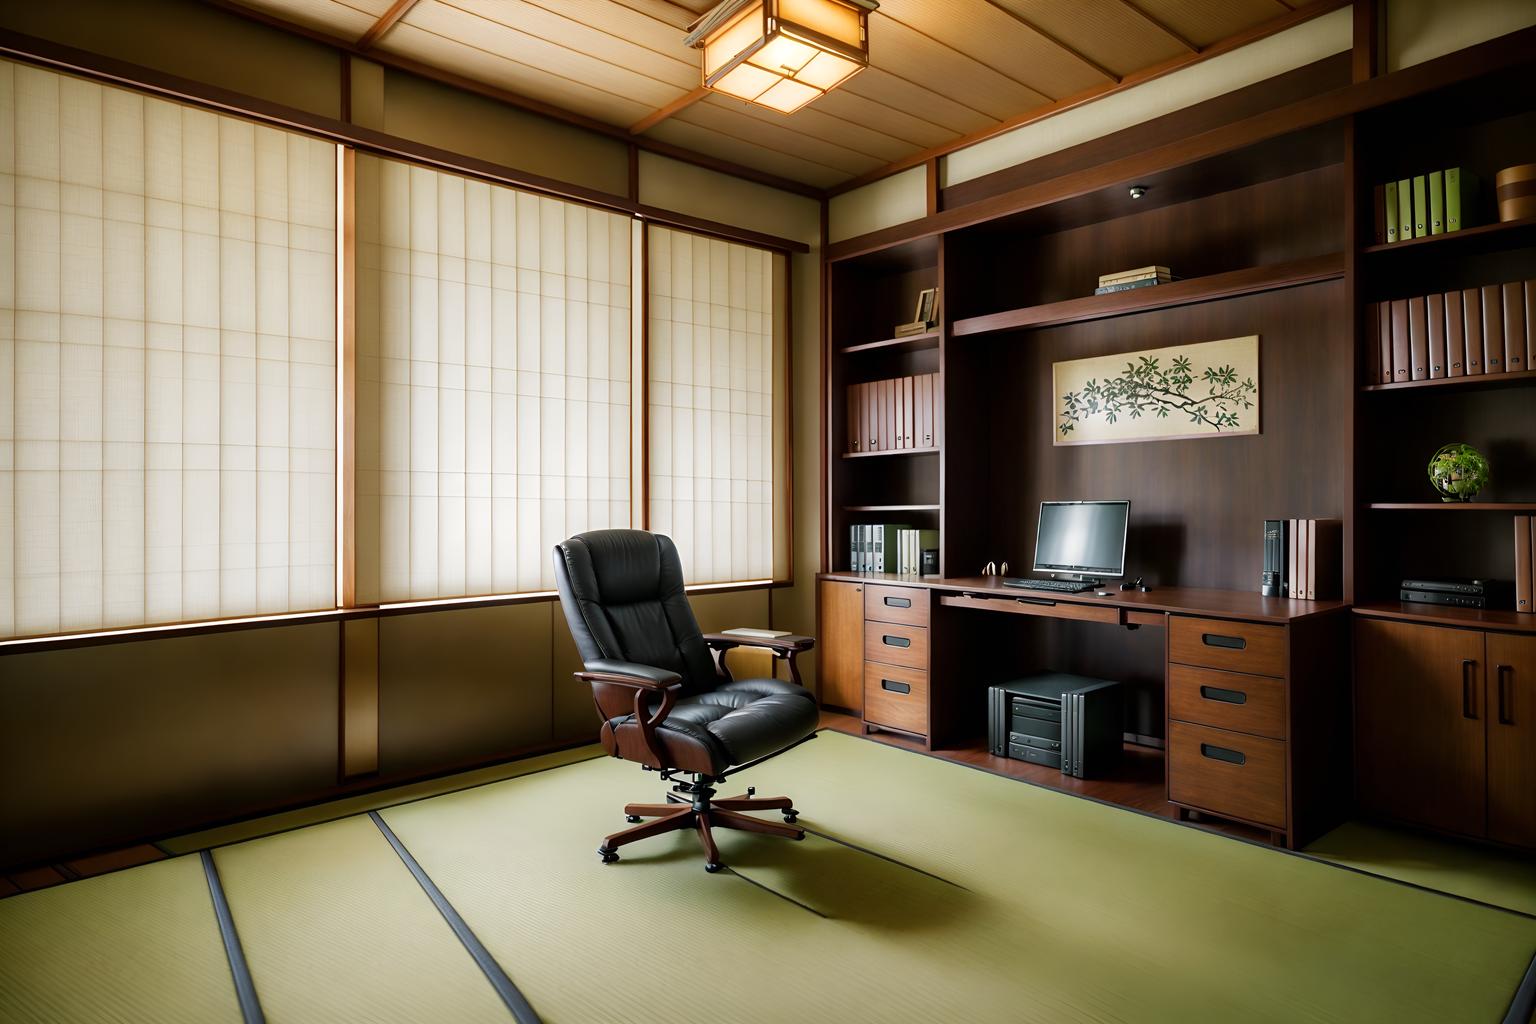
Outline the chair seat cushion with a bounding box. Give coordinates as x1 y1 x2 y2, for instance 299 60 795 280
607 678 819 774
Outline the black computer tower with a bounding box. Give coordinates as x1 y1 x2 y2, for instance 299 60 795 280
987 673 1122 778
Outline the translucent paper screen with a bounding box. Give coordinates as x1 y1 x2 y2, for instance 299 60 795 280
0 62 337 639
354 155 632 602
647 227 784 585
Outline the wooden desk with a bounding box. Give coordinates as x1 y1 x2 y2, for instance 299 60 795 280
818 573 1351 848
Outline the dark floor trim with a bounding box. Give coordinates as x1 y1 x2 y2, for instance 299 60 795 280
199 851 265 1024
368 811 542 1024
1505 950 1536 1024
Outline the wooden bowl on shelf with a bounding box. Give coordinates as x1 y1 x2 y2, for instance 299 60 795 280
1495 163 1536 222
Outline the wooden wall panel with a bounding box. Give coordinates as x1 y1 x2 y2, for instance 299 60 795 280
0 624 340 866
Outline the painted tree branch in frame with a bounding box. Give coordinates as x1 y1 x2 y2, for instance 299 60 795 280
1058 354 1256 437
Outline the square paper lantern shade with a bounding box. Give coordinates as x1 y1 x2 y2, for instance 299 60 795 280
693 0 872 114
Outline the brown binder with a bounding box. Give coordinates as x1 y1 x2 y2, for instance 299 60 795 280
1366 302 1381 385
846 383 859 452
893 377 905 450
883 379 895 450
1375 303 1392 383
1463 288 1484 373
923 374 936 448
1372 184 1386 246
1527 280 1536 373
917 375 930 449
865 381 878 452
1504 282 1527 372
1407 295 1429 379
1516 515 1532 614
903 375 915 447
1482 284 1505 372
1426 292 1447 378
1445 290 1465 377
1307 519 1343 600
1390 299 1410 381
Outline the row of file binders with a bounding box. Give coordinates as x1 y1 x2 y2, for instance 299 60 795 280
1286 519 1343 601
1517 517 1535 615
1373 167 1476 244
849 524 937 574
846 373 938 453
1366 280 1535 384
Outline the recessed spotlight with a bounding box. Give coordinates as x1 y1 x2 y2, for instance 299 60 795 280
1128 185 1148 200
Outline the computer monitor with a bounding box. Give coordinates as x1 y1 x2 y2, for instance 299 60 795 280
1033 500 1129 580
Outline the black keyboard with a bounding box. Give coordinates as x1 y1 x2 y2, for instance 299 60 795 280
1002 578 1095 594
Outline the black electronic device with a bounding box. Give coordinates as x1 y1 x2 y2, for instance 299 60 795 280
1262 519 1287 596
1033 500 1129 583
1003 577 1095 594
1401 578 1505 596
921 549 939 575
1398 581 1512 609
987 674 1122 778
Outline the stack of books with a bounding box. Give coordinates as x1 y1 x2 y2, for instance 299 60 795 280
849 524 937 575
1094 265 1173 295
1365 279 1534 383
1373 168 1477 244
1285 519 1342 600
1517 516 1535 614
846 373 938 453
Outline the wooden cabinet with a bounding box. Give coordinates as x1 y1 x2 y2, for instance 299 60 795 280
1355 617 1536 848
1486 633 1536 848
817 580 864 712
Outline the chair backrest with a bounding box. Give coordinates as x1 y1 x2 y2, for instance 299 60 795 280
552 530 717 695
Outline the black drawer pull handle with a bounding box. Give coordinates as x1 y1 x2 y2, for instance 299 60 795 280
881 635 911 648
1200 743 1246 766
1199 685 1247 705
881 679 911 695
1202 633 1247 650
884 596 912 608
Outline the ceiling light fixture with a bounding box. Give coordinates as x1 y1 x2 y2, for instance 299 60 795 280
685 0 878 115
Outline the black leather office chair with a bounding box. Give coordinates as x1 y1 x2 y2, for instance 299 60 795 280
552 529 819 872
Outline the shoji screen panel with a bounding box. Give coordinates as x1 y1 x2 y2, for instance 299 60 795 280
354 155 632 603
647 227 787 585
0 61 336 639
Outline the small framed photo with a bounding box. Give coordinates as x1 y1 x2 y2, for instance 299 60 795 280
913 287 938 326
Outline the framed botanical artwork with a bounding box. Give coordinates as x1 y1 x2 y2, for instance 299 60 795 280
1053 335 1260 446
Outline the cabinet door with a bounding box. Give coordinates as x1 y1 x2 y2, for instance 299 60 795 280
1486 633 1536 848
1355 618 1486 837
818 580 864 711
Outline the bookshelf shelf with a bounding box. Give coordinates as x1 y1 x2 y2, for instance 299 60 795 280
1360 215 1536 256
1361 369 1536 393
1354 602 1536 634
842 504 940 513
838 331 940 355
1365 502 1536 511
949 253 1344 338
841 448 939 460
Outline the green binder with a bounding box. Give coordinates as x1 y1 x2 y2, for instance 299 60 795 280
874 524 911 573
1428 170 1444 234
1397 177 1413 242
1384 180 1399 243
1445 167 1478 232
1411 175 1428 238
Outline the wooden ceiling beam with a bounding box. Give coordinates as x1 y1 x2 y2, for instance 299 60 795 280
630 85 709 134
978 0 1120 84
1113 0 1200 54
357 0 421 51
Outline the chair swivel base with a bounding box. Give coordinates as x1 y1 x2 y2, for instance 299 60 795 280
597 785 804 872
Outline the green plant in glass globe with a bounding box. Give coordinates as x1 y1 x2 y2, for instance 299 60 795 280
1426 443 1489 502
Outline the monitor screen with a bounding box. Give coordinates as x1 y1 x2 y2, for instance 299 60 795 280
1033 500 1129 578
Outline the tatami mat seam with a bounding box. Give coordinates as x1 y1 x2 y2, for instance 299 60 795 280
200 850 267 1024
368 811 542 1024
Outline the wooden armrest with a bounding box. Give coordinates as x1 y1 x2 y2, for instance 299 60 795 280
702 632 816 654
576 659 682 691
574 660 681 769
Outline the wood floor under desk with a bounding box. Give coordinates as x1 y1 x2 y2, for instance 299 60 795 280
817 710 1269 844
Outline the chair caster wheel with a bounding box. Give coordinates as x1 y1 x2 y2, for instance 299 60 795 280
598 848 619 864
625 815 642 823
705 861 724 873
783 812 798 824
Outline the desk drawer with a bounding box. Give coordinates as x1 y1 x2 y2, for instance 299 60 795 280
864 663 928 735
864 622 928 669
1169 616 1286 677
1168 664 1286 740
865 584 930 626
1168 721 1287 829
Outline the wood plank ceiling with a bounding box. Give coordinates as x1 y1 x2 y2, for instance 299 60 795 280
213 0 1336 191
